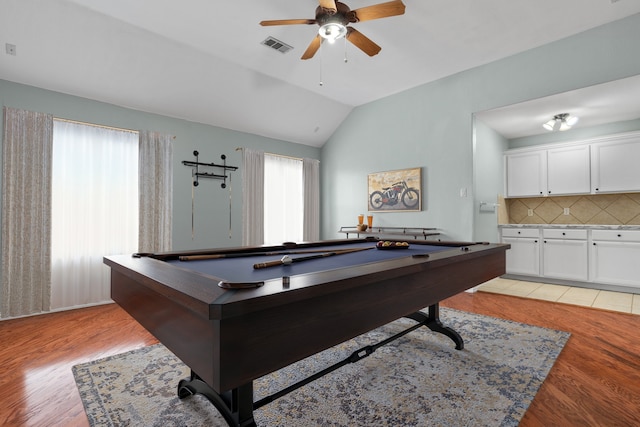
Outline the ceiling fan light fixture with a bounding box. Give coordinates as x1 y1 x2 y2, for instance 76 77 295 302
543 113 579 132
319 22 347 43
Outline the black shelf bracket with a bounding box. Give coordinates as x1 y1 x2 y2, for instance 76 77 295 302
182 150 238 188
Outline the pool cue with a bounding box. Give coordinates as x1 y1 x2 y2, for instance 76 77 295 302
253 247 373 269
179 246 373 261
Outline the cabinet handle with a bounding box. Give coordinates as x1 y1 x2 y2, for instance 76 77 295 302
562 232 566 235
595 188 599 191
618 234 622 237
593 242 597 245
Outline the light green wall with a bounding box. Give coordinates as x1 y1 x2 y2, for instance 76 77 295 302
321 13 640 242
509 118 640 149
0 79 320 254
3 13 640 257
473 118 508 242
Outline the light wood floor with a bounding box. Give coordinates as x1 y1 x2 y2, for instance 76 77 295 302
1 292 639 426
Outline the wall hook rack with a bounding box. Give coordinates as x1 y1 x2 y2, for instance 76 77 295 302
182 150 238 188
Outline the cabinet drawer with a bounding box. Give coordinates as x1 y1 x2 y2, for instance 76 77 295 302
591 229 640 242
501 228 540 238
543 229 588 239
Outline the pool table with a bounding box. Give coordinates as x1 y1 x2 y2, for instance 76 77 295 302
104 238 508 426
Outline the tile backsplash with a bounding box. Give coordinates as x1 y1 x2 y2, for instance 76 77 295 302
505 193 640 225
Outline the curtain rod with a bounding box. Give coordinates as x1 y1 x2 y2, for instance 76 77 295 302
235 147 302 161
54 117 176 139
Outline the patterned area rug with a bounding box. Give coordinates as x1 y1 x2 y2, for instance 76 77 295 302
73 308 569 426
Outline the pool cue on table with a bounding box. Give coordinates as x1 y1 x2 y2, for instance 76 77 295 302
179 246 373 261
253 247 372 269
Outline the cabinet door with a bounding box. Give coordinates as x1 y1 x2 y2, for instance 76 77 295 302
503 237 540 276
591 137 640 193
543 239 588 281
505 151 546 197
547 145 591 195
590 241 640 288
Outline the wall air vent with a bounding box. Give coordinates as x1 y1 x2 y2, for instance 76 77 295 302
261 37 293 54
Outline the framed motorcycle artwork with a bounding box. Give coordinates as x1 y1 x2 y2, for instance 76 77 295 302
368 167 422 212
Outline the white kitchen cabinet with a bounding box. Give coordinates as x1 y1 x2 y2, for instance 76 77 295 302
505 131 640 197
542 229 588 281
547 145 591 195
591 135 640 193
505 151 546 197
505 144 590 197
590 230 640 288
501 228 540 276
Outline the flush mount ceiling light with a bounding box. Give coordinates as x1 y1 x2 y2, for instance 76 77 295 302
543 113 579 131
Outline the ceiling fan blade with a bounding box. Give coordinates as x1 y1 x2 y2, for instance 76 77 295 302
346 27 381 57
318 0 337 14
260 19 316 26
352 0 405 22
301 35 323 60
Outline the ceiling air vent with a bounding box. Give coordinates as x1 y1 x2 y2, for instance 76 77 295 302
261 37 293 54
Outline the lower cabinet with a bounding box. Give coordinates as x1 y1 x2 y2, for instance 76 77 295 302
542 229 588 281
501 228 540 276
501 227 640 291
590 230 640 289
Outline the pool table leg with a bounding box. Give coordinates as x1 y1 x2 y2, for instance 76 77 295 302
178 371 256 427
404 303 464 350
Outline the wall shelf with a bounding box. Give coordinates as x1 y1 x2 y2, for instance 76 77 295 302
338 226 439 240
182 150 238 188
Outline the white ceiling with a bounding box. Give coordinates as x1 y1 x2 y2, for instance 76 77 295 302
1 0 640 147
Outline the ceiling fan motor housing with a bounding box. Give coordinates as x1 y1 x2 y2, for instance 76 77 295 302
316 2 358 26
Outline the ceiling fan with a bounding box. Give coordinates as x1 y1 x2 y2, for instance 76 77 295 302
260 0 406 60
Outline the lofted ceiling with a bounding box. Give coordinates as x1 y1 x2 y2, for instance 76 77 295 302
1 0 640 147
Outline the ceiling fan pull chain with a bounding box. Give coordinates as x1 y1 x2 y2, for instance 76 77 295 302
319 40 324 86
344 36 348 63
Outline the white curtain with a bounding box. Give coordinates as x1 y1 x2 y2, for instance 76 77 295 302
241 148 264 246
303 158 320 241
138 130 173 253
264 154 303 245
50 120 139 310
1 107 53 318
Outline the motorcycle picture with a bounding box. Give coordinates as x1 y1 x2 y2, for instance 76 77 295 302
369 180 420 210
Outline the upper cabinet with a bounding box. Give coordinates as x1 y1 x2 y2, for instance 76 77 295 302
591 135 640 193
505 144 590 197
547 145 591 195
505 151 547 197
505 131 640 198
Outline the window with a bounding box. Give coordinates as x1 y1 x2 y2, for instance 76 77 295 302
264 154 303 245
50 119 139 309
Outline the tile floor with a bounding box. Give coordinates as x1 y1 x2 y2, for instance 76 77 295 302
477 277 640 315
